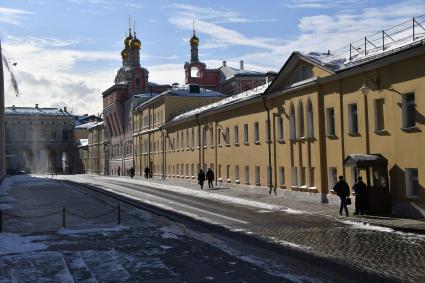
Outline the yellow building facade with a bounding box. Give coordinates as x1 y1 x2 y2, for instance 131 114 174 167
133 40 425 217
87 122 105 175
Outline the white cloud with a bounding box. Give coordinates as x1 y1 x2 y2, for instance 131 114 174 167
2 36 118 114
0 7 32 25
285 0 365 9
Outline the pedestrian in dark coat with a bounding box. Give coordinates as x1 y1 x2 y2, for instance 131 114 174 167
117 166 121 176
144 167 150 179
333 175 350 217
353 176 368 215
206 168 214 189
197 170 206 189
130 167 135 178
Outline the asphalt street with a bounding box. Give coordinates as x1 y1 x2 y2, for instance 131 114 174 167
58 175 425 283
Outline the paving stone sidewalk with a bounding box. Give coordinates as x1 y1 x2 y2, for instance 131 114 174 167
101 175 425 234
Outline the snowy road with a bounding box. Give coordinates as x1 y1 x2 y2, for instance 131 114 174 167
55 174 425 283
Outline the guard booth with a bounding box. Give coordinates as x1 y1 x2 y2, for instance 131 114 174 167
343 154 391 213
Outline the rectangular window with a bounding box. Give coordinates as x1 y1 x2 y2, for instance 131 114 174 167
243 124 249 144
186 129 189 149
186 164 189 177
348 103 358 134
291 167 298 186
218 165 222 180
226 165 230 181
255 166 261 185
202 128 207 147
191 128 195 148
326 108 335 136
218 128 222 146
309 167 315 187
245 166 250 184
235 165 240 182
278 117 284 140
279 167 285 185
181 131 184 149
210 128 214 147
176 132 180 149
234 126 239 144
225 127 230 145
329 167 337 191
300 167 306 186
265 120 270 142
374 99 385 131
254 122 259 143
405 168 419 198
402 93 416 128
191 164 194 177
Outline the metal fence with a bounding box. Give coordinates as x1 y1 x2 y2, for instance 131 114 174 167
0 205 122 233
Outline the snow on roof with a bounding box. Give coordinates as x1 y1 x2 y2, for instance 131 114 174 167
75 121 98 129
136 85 225 110
5 107 72 116
171 82 270 123
219 65 267 82
87 121 104 130
301 30 425 72
79 139 88 147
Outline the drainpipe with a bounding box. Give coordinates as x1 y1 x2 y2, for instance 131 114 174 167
195 114 201 172
261 95 275 195
159 126 167 180
214 121 218 186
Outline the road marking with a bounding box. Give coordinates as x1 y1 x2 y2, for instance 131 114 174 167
257 210 273 213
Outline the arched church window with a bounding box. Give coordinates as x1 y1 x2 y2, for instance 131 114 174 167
136 75 141 87
289 103 296 140
298 101 305 138
307 99 314 138
191 66 200 78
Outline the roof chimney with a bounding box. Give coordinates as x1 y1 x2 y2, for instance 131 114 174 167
222 61 226 67
64 106 67 112
240 60 244 70
35 104 38 109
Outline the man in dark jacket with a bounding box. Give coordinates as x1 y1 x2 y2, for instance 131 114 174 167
197 170 206 189
130 167 135 178
206 168 214 189
333 175 350 217
144 167 150 179
353 176 368 215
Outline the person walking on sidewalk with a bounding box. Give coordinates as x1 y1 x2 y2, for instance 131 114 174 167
144 166 150 179
333 175 350 217
206 168 214 189
197 169 206 189
353 176 368 215
130 167 135 178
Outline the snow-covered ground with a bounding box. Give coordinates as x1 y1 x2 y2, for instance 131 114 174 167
0 175 325 283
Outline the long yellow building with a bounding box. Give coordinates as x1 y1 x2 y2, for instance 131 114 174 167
132 32 425 217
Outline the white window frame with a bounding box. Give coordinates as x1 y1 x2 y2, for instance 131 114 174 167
255 166 261 185
348 103 359 134
234 125 239 145
279 167 285 186
374 98 385 132
254 122 259 143
402 93 416 129
326 107 336 136
243 124 249 144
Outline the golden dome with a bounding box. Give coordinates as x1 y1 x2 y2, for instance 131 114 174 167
190 34 199 46
124 34 133 48
130 37 141 49
121 48 127 58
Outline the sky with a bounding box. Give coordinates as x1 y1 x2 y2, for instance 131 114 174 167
0 0 424 114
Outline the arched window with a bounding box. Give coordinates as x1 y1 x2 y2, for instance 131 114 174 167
307 99 314 138
191 66 200 78
298 101 305 138
289 103 296 140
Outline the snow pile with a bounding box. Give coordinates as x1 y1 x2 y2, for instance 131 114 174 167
0 177 15 210
340 220 394 233
0 233 48 255
171 82 271 122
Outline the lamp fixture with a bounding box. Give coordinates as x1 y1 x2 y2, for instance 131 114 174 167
359 77 381 95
